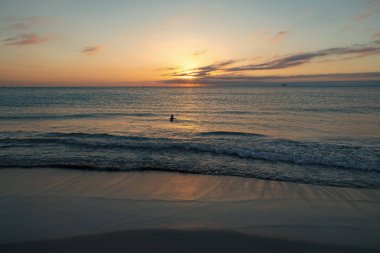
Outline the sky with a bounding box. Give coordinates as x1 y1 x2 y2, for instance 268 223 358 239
0 0 380 86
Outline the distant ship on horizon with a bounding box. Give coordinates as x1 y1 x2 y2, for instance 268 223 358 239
281 83 288 87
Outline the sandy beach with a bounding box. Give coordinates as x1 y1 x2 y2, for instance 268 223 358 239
0 169 379 252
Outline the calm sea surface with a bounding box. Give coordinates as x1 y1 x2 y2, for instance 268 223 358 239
0 87 379 188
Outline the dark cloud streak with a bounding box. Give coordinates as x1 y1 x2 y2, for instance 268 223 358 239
163 72 380 86
81 45 102 55
3 16 53 31
225 41 380 72
3 33 50 46
165 60 239 77
164 40 380 78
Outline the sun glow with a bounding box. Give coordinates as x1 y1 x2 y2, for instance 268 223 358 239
178 61 200 79
180 71 196 79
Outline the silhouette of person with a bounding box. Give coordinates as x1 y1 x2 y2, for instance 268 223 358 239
170 114 175 122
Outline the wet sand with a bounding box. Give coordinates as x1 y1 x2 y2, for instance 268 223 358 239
2 229 379 253
0 169 380 252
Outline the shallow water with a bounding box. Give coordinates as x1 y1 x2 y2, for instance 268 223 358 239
0 87 379 188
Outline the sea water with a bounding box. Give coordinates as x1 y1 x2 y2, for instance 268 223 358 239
0 87 379 188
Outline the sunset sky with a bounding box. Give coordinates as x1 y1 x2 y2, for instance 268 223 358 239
1 0 380 86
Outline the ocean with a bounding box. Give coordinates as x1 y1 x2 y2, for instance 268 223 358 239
0 87 379 188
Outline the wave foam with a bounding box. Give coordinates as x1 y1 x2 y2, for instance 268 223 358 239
1 132 379 172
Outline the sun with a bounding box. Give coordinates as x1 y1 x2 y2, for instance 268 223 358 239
180 70 196 79
179 61 199 79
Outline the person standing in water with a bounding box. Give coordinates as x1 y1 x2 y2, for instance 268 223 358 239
169 114 176 122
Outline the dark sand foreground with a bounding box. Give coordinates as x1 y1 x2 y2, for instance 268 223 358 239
0 169 380 252
2 229 379 253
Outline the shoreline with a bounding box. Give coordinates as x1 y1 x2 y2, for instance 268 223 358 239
1 168 380 251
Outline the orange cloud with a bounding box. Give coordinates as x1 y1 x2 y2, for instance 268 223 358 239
3 33 50 46
81 45 103 55
270 31 290 44
355 11 372 22
342 9 373 32
192 49 207 56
